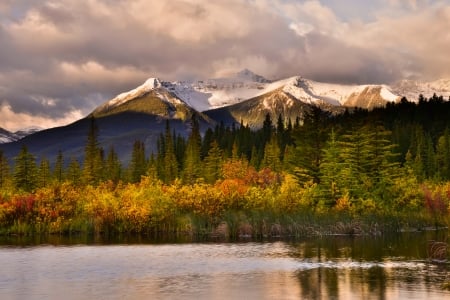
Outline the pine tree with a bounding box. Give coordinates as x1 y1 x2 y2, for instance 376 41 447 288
436 128 450 180
129 140 147 183
319 129 343 205
338 127 373 198
53 150 64 184
105 146 122 183
13 145 38 192
262 134 282 172
163 121 178 183
37 158 51 188
82 117 104 185
182 114 202 184
290 106 330 184
203 140 223 183
66 158 82 185
0 150 10 189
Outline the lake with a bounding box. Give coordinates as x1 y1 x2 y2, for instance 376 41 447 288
0 232 449 299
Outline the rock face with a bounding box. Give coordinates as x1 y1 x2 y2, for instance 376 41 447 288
344 86 394 108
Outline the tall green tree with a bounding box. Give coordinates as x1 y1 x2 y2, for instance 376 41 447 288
82 117 104 185
203 140 223 183
13 145 38 192
0 150 10 189
162 121 178 183
262 134 282 172
129 140 147 183
53 150 64 184
105 146 122 183
66 158 82 185
319 129 343 205
290 106 330 184
436 128 450 180
37 158 51 188
183 114 202 184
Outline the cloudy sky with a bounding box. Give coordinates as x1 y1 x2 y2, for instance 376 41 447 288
0 0 449 131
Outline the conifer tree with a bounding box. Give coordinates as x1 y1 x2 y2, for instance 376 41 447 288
262 134 282 172
436 128 450 180
319 129 343 205
53 150 64 184
82 117 103 185
290 106 329 184
13 145 38 192
0 150 10 189
163 121 178 183
183 114 202 184
66 158 82 185
203 140 223 183
129 140 147 183
147 153 158 180
105 146 122 183
37 158 51 188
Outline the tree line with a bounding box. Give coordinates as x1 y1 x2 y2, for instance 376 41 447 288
1 94 450 235
3 94 450 193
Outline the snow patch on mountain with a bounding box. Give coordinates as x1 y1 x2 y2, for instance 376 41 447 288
0 126 42 144
168 71 282 111
95 70 450 117
109 78 162 107
391 78 450 101
379 86 399 102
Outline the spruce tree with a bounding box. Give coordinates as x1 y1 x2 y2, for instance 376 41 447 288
129 140 147 183
203 140 223 183
105 146 122 183
262 134 282 172
37 158 51 188
163 121 178 183
436 128 450 180
290 106 330 184
82 117 103 185
182 114 202 184
53 150 64 184
0 150 10 189
319 129 343 205
66 158 82 185
13 145 38 192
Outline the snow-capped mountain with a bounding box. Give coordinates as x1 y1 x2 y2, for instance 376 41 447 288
0 126 42 144
94 70 402 116
0 127 17 144
391 78 450 102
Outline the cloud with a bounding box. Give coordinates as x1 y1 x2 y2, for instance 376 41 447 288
0 103 84 132
0 0 449 130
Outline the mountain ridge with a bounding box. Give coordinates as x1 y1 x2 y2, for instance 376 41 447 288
2 70 450 164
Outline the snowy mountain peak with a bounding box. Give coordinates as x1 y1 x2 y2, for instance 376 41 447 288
109 77 162 107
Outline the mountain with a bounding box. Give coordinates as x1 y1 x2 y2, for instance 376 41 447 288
0 127 17 144
0 78 213 163
162 72 400 113
204 85 346 129
2 70 450 163
92 77 206 122
14 126 43 140
391 78 450 101
0 126 42 144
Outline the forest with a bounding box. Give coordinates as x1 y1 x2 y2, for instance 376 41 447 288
1 94 450 237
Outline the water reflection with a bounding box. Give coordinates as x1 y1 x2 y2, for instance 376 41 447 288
0 233 449 300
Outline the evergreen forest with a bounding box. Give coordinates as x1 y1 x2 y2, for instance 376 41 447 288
1 94 450 237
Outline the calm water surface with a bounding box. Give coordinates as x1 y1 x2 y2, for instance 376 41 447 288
0 233 449 299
